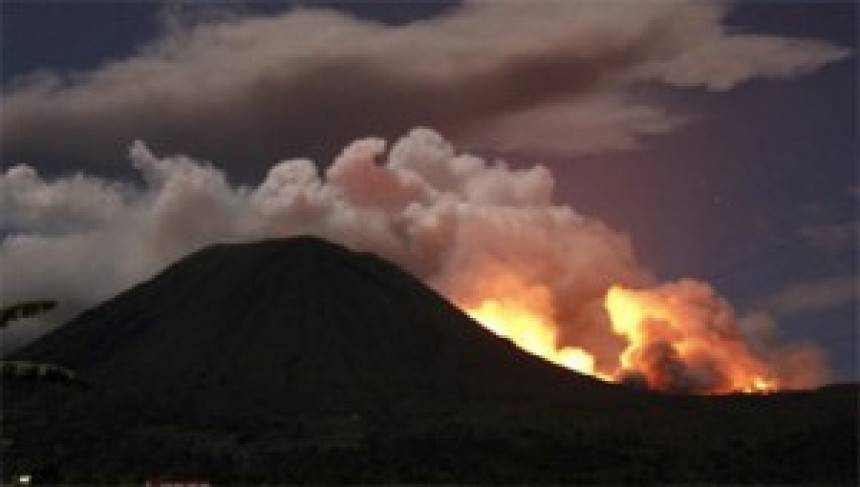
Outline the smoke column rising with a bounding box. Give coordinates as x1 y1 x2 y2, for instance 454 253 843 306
0 128 827 392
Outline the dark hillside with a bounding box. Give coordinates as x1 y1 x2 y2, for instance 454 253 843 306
3 236 856 483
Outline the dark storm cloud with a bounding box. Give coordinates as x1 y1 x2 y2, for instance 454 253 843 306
2 0 848 179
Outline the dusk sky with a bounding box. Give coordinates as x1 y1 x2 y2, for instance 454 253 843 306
2 0 857 383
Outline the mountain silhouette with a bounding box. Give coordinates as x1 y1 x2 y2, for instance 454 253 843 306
3 237 856 483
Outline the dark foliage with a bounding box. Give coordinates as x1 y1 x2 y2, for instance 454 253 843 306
1 300 81 385
1 300 57 328
1 361 87 386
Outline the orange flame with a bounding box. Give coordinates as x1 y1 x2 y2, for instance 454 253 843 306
604 284 778 394
458 272 779 394
459 273 607 379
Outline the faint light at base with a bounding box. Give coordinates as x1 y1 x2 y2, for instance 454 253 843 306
15 474 32 485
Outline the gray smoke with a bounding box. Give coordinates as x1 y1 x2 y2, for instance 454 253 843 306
2 0 848 178
0 128 828 389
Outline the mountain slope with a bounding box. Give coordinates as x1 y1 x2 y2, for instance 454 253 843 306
3 236 856 483
11 237 626 415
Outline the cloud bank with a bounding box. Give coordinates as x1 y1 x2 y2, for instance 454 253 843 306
2 0 848 177
1 128 828 389
756 276 859 317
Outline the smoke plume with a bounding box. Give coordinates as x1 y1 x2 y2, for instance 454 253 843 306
0 128 827 391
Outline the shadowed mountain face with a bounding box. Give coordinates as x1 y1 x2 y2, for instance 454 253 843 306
3 237 857 483
11 237 625 414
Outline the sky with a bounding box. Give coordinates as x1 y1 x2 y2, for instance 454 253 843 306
1 0 857 384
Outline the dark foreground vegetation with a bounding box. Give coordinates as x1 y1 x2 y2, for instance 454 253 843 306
3 237 857 484
4 384 857 484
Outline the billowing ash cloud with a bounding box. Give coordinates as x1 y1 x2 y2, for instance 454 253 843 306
1 128 827 390
2 0 848 177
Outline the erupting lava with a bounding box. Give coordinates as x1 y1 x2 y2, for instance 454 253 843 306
460 274 779 395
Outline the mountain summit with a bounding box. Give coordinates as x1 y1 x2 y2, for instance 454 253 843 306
4 237 856 483
12 236 619 414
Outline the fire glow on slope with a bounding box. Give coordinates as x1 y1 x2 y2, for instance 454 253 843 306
458 273 608 379
461 276 779 394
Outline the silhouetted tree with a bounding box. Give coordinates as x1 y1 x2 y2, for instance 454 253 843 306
1 300 57 327
1 300 84 385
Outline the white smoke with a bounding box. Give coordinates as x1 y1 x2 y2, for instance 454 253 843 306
0 128 638 342
0 128 827 388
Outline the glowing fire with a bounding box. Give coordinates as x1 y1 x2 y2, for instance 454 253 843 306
459 273 606 379
467 298 602 378
459 273 779 395
604 285 778 394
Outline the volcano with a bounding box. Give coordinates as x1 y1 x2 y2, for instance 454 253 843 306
3 237 856 483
